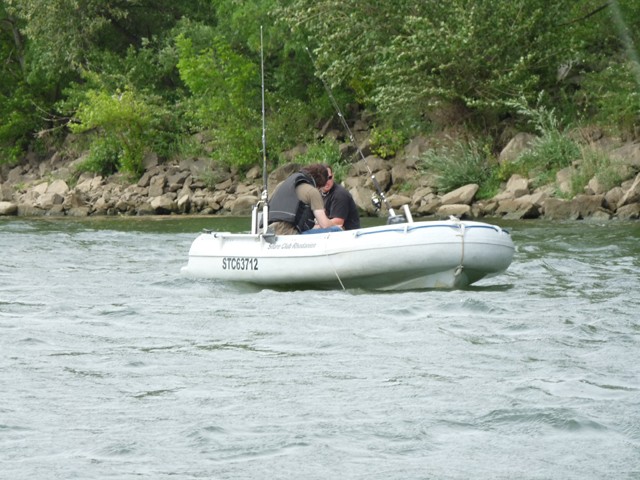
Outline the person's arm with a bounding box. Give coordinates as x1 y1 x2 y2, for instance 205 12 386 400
325 187 349 228
313 209 341 229
327 215 345 228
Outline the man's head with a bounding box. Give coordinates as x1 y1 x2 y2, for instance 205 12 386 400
300 163 329 188
321 164 335 194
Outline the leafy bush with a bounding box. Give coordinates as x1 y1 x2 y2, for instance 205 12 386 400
70 85 163 178
0 88 44 165
503 94 581 187
369 127 407 159
421 139 493 193
292 140 352 182
176 32 261 168
295 140 342 165
569 147 625 196
513 133 581 188
579 61 640 139
77 136 121 176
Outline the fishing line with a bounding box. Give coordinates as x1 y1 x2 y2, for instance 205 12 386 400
304 47 402 222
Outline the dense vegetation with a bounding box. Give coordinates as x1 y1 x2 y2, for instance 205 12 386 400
1 1 639 196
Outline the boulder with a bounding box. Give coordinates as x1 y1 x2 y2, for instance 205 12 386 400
573 194 605 218
555 167 575 196
0 201 17 215
37 192 64 209
177 193 191 213
492 174 531 201
350 185 379 215
499 133 537 164
436 204 471 219
246 165 261 180
441 184 479 205
504 174 530 198
149 194 177 214
230 195 259 215
496 198 540 219
387 194 412 209
148 175 166 197
66 206 90 217
47 179 69 196
617 173 640 208
1 182 13 201
366 169 391 191
609 142 640 169
402 136 429 168
616 203 640 220
416 197 441 216
543 198 579 220
604 186 624 211
390 163 414 185
351 155 386 175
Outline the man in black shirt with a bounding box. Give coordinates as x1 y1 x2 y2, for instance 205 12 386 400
321 165 361 230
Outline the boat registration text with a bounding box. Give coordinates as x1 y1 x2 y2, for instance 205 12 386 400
222 257 258 271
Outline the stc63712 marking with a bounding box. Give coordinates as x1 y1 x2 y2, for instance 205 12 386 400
222 257 258 271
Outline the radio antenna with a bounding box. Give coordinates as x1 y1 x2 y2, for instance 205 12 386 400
260 26 268 202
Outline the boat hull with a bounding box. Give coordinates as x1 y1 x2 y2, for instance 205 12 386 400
181 220 515 291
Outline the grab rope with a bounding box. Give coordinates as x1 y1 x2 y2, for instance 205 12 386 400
323 234 346 291
449 216 465 278
330 255 346 291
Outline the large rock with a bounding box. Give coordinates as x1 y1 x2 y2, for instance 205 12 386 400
604 186 624 211
436 204 471 219
499 133 537 164
67 206 91 217
402 136 429 168
75 176 103 194
493 174 531 201
390 163 414 185
617 173 640 208
350 185 378 215
37 192 64 209
543 198 579 220
496 198 540 219
230 195 259 215
351 156 386 175
573 194 605 218
609 142 640 169
616 203 640 219
148 175 166 197
47 179 69 196
149 194 177 214
1 182 13 201
387 194 412 209
555 167 575 196
441 184 479 205
366 169 391 191
0 201 17 215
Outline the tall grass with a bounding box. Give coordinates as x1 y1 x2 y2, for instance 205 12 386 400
420 139 497 197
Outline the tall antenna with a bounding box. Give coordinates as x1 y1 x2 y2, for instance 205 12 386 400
260 26 268 202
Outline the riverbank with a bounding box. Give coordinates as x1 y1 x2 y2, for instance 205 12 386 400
1 130 639 221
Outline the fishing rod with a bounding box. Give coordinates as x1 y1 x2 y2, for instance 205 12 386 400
305 47 400 221
252 26 270 235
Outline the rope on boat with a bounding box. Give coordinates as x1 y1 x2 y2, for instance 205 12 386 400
450 216 465 278
331 258 346 291
323 235 346 291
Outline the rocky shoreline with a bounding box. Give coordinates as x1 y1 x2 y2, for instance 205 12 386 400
1 132 640 221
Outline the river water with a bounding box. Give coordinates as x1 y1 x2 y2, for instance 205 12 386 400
1 216 638 479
